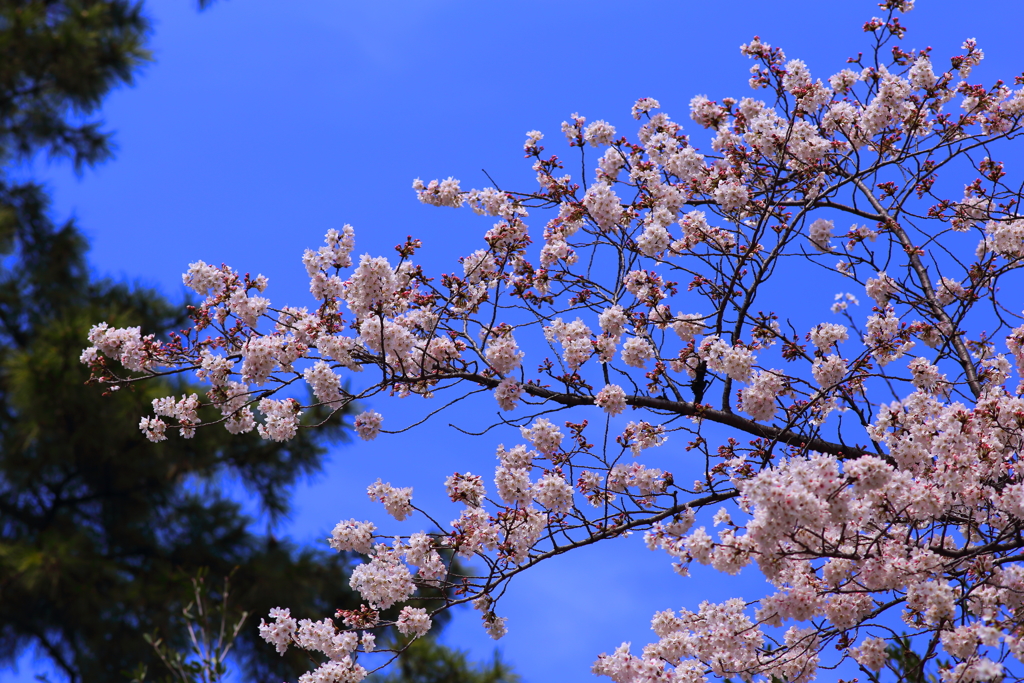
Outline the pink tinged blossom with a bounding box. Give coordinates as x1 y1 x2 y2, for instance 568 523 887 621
309 335 354 371
561 112 583 141
809 323 849 351
849 637 888 672
87 323 154 372
240 335 279 386
493 377 522 411
451 506 501 558
344 254 399 320
182 260 229 298
504 506 547 564
354 410 383 441
366 479 413 521
445 472 486 507
304 361 344 407
328 519 376 554
672 313 705 342
298 660 366 683
621 421 667 456
909 53 938 89
532 472 574 514
713 182 749 212
807 218 834 252
396 607 432 638
412 176 463 208
598 305 628 340
690 95 723 128
631 97 661 119
583 183 624 231
597 147 625 181
908 357 947 395
466 187 513 216
812 355 847 388
495 466 532 507
544 317 594 370
739 370 786 422
485 335 523 374
979 218 1024 259
865 271 897 306
829 68 860 93
699 335 755 382
139 416 168 443
520 418 563 457
636 222 671 257
483 613 508 640
405 532 446 582
259 607 297 656
462 249 497 284
595 384 628 416
864 306 914 366
349 543 416 610
665 146 705 183
584 120 617 146
621 336 655 368
196 351 234 387
933 277 966 306
228 289 270 326
257 398 301 442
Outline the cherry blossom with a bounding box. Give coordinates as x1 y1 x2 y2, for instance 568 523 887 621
83 6 1024 682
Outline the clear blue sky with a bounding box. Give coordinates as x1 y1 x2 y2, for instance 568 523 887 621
7 1 1024 681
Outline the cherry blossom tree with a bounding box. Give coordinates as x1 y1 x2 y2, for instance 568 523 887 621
82 2 1024 681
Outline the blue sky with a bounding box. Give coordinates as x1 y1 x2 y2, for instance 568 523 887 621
7 0 1024 681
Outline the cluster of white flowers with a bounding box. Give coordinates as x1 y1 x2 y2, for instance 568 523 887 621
865 271 898 306
329 519 376 554
344 254 400 321
620 421 667 456
864 306 914 366
257 397 301 442
671 313 705 342
738 370 786 422
595 384 628 416
621 336 655 368
811 355 847 389
583 182 624 231
699 335 756 382
713 182 749 212
980 218 1024 259
544 317 594 370
807 218 834 252
259 607 297 655
303 360 344 407
485 333 524 374
445 472 485 507
86 323 152 372
520 418 563 457
412 176 463 208
532 472 574 514
808 323 849 351
354 410 383 441
151 393 201 438
396 606 432 638
349 542 416 610
366 479 413 521
493 377 522 411
908 357 947 395
599 305 628 340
